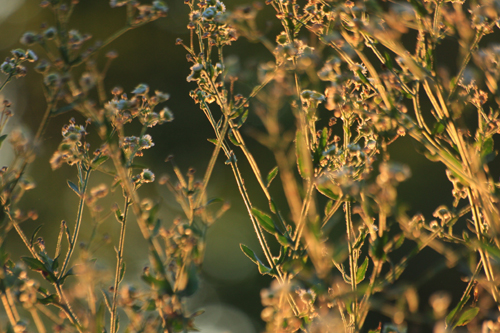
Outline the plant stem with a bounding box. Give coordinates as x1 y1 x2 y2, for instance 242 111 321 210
447 32 483 102
30 308 47 333
110 197 130 333
1 292 18 327
54 283 84 332
59 166 92 279
345 201 358 332
0 73 14 93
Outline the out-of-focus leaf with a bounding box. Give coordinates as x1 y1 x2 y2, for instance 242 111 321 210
296 129 313 179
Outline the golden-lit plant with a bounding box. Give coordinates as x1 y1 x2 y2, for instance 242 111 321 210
1 0 500 332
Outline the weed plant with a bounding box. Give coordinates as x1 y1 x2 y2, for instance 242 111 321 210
1 0 500 332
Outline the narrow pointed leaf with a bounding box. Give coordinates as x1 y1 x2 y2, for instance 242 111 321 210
91 156 109 169
30 224 44 248
37 294 58 305
240 244 276 276
315 175 342 200
454 307 480 327
266 166 279 188
251 208 277 234
296 129 313 179
0 135 7 149
119 262 126 283
356 257 369 284
67 180 81 196
21 257 46 272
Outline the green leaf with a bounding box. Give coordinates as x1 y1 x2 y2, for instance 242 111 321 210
119 262 126 283
480 137 495 162
67 180 81 196
236 110 248 128
446 296 469 328
59 266 78 284
252 208 277 234
21 257 46 272
315 175 342 200
141 274 173 295
356 69 371 86
51 256 59 272
383 51 393 70
266 166 279 188
454 307 479 327
30 224 44 248
101 289 112 312
0 134 7 149
146 202 160 226
474 240 500 260
228 129 241 146
409 0 427 17
95 302 106 333
432 121 446 135
356 257 369 284
91 155 109 169
207 138 217 145
37 294 58 305
114 207 123 222
296 129 312 179
240 244 276 276
177 263 199 297
129 163 148 169
394 234 405 249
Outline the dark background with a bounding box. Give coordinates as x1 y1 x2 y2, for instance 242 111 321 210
0 1 496 332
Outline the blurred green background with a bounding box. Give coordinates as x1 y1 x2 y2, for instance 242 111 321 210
0 1 497 332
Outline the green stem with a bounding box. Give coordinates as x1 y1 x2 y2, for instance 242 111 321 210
110 197 130 333
293 181 314 250
54 283 84 332
0 73 14 93
447 32 483 102
445 261 482 328
58 167 92 279
345 201 358 332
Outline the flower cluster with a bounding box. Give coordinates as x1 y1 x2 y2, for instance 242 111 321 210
1 48 37 79
105 84 173 129
50 119 88 170
186 0 237 46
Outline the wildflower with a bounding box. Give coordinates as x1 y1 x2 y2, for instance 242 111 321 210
43 73 61 87
20 32 38 45
276 32 288 45
90 184 109 199
301 90 326 106
79 72 96 91
141 169 155 183
34 60 49 73
139 134 154 149
1 61 14 74
43 27 57 39
187 63 204 82
159 107 174 122
11 49 26 60
202 7 217 20
155 90 170 102
26 49 37 62
132 83 149 95
152 0 168 13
